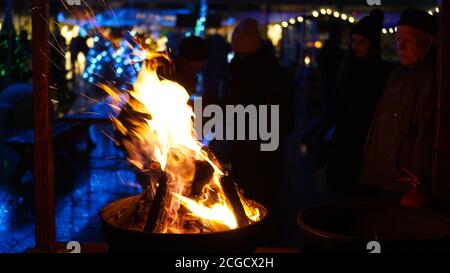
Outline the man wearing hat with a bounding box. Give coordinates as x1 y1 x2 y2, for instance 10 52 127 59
361 9 437 205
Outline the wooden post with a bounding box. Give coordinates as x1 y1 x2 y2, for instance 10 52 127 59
4 0 14 84
434 0 450 214
32 0 56 252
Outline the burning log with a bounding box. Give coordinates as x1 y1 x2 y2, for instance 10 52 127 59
128 186 154 231
188 146 219 201
102 51 263 235
189 146 221 200
144 173 169 232
189 160 214 199
220 174 249 228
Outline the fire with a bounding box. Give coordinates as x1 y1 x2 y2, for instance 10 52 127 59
107 52 261 233
174 193 238 229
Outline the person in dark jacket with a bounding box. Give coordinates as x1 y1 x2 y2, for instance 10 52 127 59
361 9 438 204
228 19 294 242
166 36 209 96
301 10 392 198
317 23 345 110
327 10 393 195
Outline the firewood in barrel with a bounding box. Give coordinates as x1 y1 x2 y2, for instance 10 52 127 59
128 185 154 231
144 173 169 232
188 146 221 203
106 195 142 229
139 161 164 190
175 162 204 223
220 174 249 228
189 160 214 199
175 159 213 232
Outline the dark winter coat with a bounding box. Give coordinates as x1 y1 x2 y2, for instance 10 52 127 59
317 40 345 106
361 50 437 195
228 45 294 211
324 52 392 191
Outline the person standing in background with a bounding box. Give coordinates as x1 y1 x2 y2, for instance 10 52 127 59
228 19 294 245
300 10 392 200
362 9 438 205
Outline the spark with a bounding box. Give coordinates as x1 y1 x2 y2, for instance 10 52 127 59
117 172 125 184
80 111 101 115
100 129 117 144
80 93 101 104
39 49 63 71
38 13 65 53
48 40 66 58
85 9 97 35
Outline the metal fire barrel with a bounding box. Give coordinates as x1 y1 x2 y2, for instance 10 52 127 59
297 203 450 253
100 195 269 253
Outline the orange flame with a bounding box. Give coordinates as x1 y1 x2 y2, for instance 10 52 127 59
109 52 260 233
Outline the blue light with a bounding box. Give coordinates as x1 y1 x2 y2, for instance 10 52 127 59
195 0 208 37
116 67 123 74
96 65 102 70
79 27 88 38
0 204 9 232
227 52 235 63
102 51 107 57
116 48 125 55
57 12 65 23
91 58 97 64
88 77 94 83
115 58 122 63
93 36 100 42
83 73 88 79
96 55 102 61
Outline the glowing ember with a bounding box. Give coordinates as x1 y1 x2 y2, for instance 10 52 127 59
174 193 238 229
106 52 261 233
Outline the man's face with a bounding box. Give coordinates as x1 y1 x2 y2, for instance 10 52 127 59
352 34 371 58
396 26 432 67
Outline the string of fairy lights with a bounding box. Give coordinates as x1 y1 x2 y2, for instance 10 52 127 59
276 8 357 30
68 5 443 88
274 6 441 35
381 6 440 34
